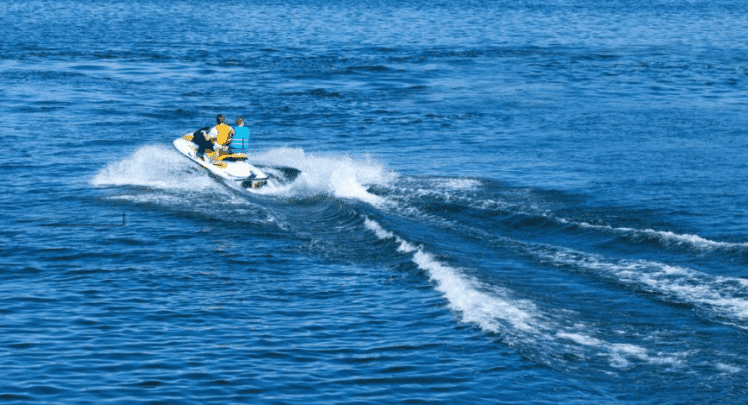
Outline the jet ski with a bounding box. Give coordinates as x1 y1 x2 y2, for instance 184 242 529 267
173 133 268 189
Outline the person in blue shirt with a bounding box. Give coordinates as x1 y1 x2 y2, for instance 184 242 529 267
230 117 251 154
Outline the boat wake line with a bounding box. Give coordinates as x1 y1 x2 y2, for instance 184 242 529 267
91 143 748 375
363 217 687 370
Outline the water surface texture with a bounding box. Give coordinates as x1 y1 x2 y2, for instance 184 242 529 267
1 0 747 403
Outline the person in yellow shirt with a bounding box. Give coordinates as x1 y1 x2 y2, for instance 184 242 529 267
206 114 235 161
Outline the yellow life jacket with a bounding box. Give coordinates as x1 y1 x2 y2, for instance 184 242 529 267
215 124 233 145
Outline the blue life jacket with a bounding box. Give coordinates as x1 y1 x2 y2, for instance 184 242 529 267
231 127 250 153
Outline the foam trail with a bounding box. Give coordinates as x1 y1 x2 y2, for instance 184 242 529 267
365 218 538 333
561 218 748 251
541 248 748 327
363 217 679 368
249 147 394 206
411 249 537 333
385 177 517 213
372 180 748 329
363 218 416 253
386 176 747 252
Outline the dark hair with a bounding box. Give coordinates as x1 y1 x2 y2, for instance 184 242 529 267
216 114 225 124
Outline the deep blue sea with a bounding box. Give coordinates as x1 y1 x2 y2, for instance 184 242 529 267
2 0 747 403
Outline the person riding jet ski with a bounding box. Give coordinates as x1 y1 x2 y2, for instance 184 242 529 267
206 114 235 161
189 114 232 161
190 127 213 160
230 117 250 154
173 115 283 190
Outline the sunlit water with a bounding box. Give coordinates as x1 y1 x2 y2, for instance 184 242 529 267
1 0 747 403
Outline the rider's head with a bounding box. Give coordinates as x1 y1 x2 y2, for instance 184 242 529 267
216 114 225 124
236 117 244 126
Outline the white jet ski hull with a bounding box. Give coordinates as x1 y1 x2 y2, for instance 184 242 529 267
173 136 267 189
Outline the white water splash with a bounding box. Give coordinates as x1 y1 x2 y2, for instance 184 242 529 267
248 147 394 206
92 144 395 207
90 144 217 191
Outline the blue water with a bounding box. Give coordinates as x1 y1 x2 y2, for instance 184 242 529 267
2 0 747 403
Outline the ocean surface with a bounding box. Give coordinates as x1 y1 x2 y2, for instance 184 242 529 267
2 0 747 403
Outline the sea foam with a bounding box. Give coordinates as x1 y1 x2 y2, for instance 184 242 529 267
363 217 679 368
